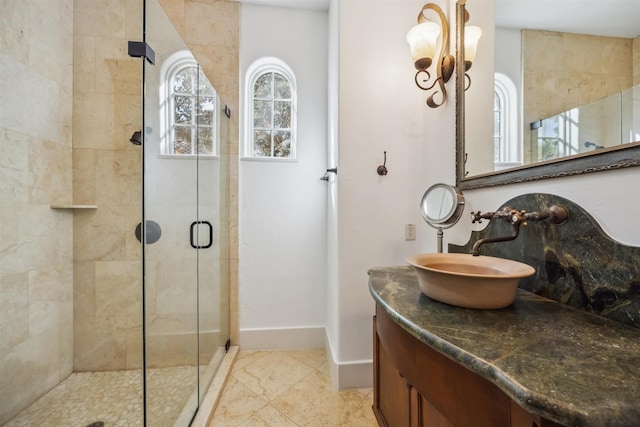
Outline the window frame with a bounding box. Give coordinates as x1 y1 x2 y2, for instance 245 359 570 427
493 73 521 170
159 50 218 158
243 57 297 161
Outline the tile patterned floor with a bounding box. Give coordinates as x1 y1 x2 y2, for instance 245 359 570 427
4 349 377 427
210 349 378 427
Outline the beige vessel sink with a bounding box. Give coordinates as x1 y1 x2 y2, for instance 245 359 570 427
406 253 536 309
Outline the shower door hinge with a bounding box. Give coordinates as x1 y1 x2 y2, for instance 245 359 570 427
127 41 155 65
225 339 231 353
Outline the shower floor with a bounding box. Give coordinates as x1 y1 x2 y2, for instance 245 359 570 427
4 366 199 427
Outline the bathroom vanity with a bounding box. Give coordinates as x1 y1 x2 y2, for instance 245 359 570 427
369 266 640 427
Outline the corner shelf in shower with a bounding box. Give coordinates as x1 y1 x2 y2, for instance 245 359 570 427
50 204 98 209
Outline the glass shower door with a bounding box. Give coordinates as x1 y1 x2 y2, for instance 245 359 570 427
196 80 231 405
143 0 200 424
142 0 230 424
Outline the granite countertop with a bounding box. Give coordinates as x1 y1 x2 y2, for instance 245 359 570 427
369 266 640 427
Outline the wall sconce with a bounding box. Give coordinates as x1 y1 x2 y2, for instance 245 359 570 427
407 3 481 108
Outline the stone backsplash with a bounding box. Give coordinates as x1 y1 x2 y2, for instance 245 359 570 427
449 193 640 329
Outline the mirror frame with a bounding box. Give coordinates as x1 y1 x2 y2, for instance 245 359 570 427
420 183 465 228
454 0 640 191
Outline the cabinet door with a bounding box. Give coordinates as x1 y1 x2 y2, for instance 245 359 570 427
375 307 511 427
374 316 410 427
414 389 454 427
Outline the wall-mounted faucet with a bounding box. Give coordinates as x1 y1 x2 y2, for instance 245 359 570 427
469 205 568 256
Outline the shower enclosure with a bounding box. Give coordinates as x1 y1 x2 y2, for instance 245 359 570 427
141 0 231 424
0 0 230 425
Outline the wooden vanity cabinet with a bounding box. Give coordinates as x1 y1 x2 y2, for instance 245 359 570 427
373 306 564 427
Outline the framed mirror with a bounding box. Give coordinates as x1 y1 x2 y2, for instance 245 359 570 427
455 0 640 190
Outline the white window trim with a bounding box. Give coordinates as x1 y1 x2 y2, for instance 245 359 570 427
159 50 219 158
494 72 520 170
242 57 297 160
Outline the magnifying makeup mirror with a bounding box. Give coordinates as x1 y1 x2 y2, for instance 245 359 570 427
420 183 465 252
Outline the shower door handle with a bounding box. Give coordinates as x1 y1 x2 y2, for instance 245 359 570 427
190 221 213 249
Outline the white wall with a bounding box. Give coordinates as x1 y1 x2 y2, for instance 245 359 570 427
236 0 640 390
239 4 329 348
330 0 640 390
325 0 340 371
330 0 451 386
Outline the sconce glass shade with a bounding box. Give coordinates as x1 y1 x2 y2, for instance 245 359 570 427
406 21 441 69
464 25 482 64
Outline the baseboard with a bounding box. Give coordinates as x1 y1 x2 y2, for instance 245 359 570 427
324 332 373 390
238 326 325 350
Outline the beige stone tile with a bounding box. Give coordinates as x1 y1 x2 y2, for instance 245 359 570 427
73 206 127 262
0 328 62 425
125 326 143 371
72 148 97 205
159 0 186 38
0 204 62 277
184 1 239 49
125 0 143 40
94 260 140 318
231 351 315 401
0 272 30 353
73 261 96 319
28 139 72 205
192 44 239 105
210 376 269 425
0 0 29 63
96 37 139 95
73 0 127 38
73 315 127 371
96 150 141 206
29 266 73 304
229 258 239 344
73 36 97 93
238 404 298 427
59 85 74 147
58 320 74 380
1 55 61 143
270 370 371 427
283 348 327 370
0 128 29 204
73 92 115 150
28 265 73 336
345 390 378 427
29 0 71 85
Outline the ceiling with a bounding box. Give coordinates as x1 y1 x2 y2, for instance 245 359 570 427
495 0 640 39
232 0 640 39
231 0 329 11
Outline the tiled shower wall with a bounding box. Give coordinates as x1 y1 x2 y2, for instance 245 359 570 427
71 0 144 372
0 0 75 423
1 0 239 421
71 0 240 371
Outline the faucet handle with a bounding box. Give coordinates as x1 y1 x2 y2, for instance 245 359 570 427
509 209 528 226
471 211 483 223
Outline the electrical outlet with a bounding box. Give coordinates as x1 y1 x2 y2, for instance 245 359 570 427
405 224 416 241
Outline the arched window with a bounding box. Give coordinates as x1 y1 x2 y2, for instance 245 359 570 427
244 58 297 159
160 50 217 156
494 73 520 170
